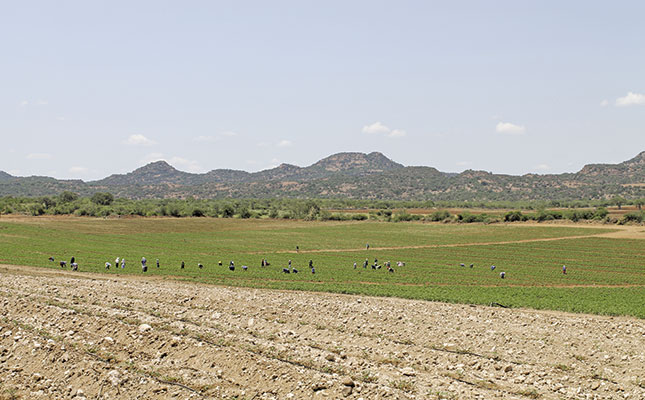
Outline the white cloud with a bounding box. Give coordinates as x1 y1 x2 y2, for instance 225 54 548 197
123 134 156 146
496 122 526 135
69 166 88 174
138 153 202 172
277 139 293 147
194 135 219 143
388 129 406 138
600 99 609 107
194 131 239 143
456 161 470 167
56 116 66 121
36 99 48 105
362 121 407 139
19 100 28 106
168 156 203 173
362 121 390 135
535 164 550 171
139 152 165 164
26 153 53 160
615 92 645 107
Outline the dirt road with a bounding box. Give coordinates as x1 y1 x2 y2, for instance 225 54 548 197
1 264 644 399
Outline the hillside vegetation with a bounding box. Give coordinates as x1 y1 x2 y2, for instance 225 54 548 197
1 151 644 200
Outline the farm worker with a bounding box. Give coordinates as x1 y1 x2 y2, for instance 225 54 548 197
311 266 315 274
49 256 54 262
181 261 185 269
105 262 111 270
296 245 299 253
490 265 496 271
70 256 75 264
363 259 368 268
121 258 125 269
309 260 313 268
115 257 120 267
218 260 223 266
562 265 567 274
59 261 66 268
288 260 292 268
198 263 203 269
366 243 369 250
141 257 147 272
71 262 78 271
230 260 234 268
353 262 357 269
500 271 505 279
156 258 160 268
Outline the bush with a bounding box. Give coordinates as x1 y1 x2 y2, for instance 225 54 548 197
504 211 524 222
426 210 451 222
91 192 114 206
621 212 644 224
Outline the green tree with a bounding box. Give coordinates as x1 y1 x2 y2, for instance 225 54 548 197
59 191 79 203
90 192 114 206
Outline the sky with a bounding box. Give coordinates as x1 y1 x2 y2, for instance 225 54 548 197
1 1 644 180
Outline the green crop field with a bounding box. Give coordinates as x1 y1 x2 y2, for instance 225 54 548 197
1 216 644 318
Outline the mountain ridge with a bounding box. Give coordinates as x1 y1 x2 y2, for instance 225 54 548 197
2 151 644 201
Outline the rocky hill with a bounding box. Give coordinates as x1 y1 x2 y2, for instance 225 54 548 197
1 151 644 200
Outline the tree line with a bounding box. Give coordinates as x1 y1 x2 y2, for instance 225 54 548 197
0 192 643 224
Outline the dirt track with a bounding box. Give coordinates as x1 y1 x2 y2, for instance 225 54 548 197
1 264 644 400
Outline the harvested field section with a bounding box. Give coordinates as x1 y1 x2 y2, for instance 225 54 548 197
1 265 644 399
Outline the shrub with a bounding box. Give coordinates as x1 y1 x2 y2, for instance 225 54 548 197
90 192 114 206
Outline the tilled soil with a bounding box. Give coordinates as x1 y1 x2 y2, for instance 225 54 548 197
0 264 644 400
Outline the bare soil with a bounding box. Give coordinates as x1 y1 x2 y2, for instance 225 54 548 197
1 264 644 400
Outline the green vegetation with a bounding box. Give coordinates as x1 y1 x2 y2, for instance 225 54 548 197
1 194 644 225
1 217 644 318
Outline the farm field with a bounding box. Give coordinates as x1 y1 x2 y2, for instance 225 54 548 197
1 216 644 318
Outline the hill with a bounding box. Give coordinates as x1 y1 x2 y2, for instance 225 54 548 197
1 151 644 200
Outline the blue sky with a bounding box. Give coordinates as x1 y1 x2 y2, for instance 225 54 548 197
1 1 644 180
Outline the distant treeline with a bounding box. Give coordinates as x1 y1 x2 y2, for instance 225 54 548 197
0 192 643 224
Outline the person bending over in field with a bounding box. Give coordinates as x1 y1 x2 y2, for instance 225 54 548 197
71 262 78 271
49 256 55 262
105 262 111 270
218 260 223 266
198 263 204 269
59 261 67 268
353 262 357 269
141 257 147 272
